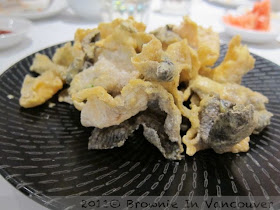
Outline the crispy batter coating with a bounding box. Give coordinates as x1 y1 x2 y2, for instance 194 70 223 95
173 16 220 67
173 16 199 48
89 105 183 160
197 26 220 67
151 25 182 49
98 17 146 39
74 28 98 50
19 16 272 159
182 76 272 155
52 42 83 67
200 35 255 83
30 53 67 80
20 71 63 108
69 46 138 102
72 79 183 159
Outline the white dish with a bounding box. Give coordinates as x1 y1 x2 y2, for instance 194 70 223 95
0 0 67 20
223 21 278 43
67 0 102 20
207 0 252 8
222 7 279 43
0 17 32 49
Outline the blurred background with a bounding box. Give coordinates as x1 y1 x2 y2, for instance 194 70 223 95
1 0 279 77
0 0 279 36
0 0 279 66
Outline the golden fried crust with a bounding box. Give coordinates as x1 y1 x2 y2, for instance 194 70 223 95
69 46 138 99
98 17 146 39
181 75 272 155
18 17 272 159
72 79 180 127
74 28 98 50
200 35 255 83
52 42 83 67
197 26 220 67
212 35 254 83
173 16 199 48
30 53 67 79
20 71 63 108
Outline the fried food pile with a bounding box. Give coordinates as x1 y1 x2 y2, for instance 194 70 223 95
19 17 273 160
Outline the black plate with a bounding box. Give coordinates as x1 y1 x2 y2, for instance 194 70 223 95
0 44 280 209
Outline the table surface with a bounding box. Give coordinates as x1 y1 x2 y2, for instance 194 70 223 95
0 0 279 209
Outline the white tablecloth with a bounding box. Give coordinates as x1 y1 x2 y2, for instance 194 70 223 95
0 0 279 209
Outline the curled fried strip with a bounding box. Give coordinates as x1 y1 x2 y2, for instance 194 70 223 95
200 35 255 84
72 79 182 146
20 71 63 108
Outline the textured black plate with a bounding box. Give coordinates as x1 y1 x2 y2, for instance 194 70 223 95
0 44 280 209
